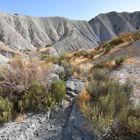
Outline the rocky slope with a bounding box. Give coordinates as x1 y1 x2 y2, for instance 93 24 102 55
0 11 140 56
0 78 96 140
89 11 140 41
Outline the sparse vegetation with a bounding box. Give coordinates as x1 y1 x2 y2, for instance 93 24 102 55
115 56 126 66
93 59 112 69
79 68 140 140
61 60 74 78
101 30 140 54
18 82 46 113
120 30 140 42
110 37 124 46
50 80 66 103
101 38 124 53
73 50 94 60
93 56 126 70
93 61 106 69
41 54 61 64
0 56 66 123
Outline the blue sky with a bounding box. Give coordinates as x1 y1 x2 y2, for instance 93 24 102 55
0 0 140 20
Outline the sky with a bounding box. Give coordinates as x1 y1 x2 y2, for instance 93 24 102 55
0 0 140 20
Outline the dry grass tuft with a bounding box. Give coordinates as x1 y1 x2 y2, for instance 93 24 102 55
78 89 90 109
0 55 50 93
15 114 27 124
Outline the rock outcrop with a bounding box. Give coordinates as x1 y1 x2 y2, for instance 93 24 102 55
66 78 85 98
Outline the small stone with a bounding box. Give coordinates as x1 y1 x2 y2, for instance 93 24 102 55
51 125 54 128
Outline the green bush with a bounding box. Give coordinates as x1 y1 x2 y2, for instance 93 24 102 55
101 37 124 53
128 116 140 135
115 56 126 66
73 50 94 60
50 80 66 103
18 80 67 113
0 96 13 124
94 61 105 69
104 43 112 53
61 60 74 78
131 30 140 41
41 54 61 64
87 69 109 99
45 94 57 111
18 82 46 112
73 50 89 57
92 68 109 82
110 37 124 46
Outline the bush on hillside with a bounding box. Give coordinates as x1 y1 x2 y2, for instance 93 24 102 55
82 69 140 139
61 60 74 78
73 50 89 57
110 37 124 46
18 82 46 113
0 56 66 122
41 54 61 64
92 68 109 82
73 50 94 60
101 37 124 51
0 96 13 124
94 61 105 69
115 56 126 66
1 56 43 92
50 80 66 103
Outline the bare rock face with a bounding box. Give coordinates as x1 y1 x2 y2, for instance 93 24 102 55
0 13 99 55
0 11 140 55
89 11 140 41
66 79 85 98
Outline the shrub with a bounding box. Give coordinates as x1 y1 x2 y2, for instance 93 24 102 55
120 30 140 42
132 30 140 41
87 69 109 99
18 80 67 113
41 54 50 61
100 31 140 55
18 82 46 112
0 56 52 111
115 56 126 66
94 61 105 69
73 50 89 57
73 50 95 60
0 96 13 124
87 52 95 60
101 37 124 53
104 43 112 53
110 37 124 46
50 80 66 103
17 80 67 113
41 54 61 64
61 60 74 78
127 116 140 135
45 94 57 111
92 68 109 82
1 56 43 92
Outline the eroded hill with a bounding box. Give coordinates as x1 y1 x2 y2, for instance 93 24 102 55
0 11 140 57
